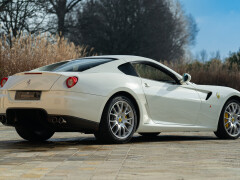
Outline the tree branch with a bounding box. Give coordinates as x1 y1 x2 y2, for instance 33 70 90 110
0 0 12 12
66 0 81 12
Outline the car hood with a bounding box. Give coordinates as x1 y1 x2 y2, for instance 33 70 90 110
192 84 238 92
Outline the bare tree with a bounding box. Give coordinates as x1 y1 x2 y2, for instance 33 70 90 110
215 50 221 60
0 0 46 44
39 0 82 36
70 0 198 62
199 49 208 63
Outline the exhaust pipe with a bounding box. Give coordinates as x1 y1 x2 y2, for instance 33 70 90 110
50 116 67 124
52 117 58 124
58 117 67 124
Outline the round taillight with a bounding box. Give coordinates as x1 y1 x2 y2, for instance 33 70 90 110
66 77 78 88
1 77 8 88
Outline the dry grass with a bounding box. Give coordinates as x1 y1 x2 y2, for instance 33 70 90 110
163 59 240 91
0 33 91 78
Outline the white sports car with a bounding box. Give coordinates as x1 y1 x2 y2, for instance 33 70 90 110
0 55 240 143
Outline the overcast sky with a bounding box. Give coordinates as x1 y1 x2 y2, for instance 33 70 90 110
180 0 240 59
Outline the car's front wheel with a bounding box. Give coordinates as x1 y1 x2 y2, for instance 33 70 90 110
95 95 137 143
214 99 240 139
15 125 54 142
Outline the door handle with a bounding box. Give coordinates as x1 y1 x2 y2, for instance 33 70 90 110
144 83 150 87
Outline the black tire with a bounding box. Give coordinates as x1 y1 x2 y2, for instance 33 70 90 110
214 99 240 139
96 96 137 144
139 132 160 137
15 125 54 142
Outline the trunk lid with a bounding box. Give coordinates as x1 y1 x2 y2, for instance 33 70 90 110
7 72 62 91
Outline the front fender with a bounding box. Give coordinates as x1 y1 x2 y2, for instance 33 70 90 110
192 84 240 129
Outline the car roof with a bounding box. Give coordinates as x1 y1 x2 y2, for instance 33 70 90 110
83 55 154 62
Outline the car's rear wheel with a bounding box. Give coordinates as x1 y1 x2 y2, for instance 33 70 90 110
214 99 240 139
139 133 160 137
95 96 137 143
15 125 54 142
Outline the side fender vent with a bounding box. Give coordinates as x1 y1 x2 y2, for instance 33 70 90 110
206 92 212 100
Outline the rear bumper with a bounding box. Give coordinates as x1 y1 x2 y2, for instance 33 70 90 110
0 90 106 123
0 90 106 132
1 108 99 133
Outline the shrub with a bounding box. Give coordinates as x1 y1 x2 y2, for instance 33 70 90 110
163 60 240 91
227 50 240 69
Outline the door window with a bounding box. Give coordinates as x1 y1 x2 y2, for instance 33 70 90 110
132 63 177 84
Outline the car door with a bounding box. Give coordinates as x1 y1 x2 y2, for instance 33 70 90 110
132 62 202 126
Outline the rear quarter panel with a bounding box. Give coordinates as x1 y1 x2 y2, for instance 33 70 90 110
51 73 146 124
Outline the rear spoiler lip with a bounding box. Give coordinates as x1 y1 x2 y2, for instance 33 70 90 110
14 71 63 76
13 71 80 78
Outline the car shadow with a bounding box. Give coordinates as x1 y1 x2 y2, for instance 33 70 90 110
131 134 218 143
0 134 229 152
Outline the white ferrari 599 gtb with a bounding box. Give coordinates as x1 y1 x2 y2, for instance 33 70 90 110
0 55 240 143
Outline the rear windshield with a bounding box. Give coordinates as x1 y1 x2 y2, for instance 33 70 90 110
32 61 69 72
54 58 115 72
32 58 116 72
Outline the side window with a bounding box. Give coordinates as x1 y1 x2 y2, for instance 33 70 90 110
132 63 177 84
118 63 139 77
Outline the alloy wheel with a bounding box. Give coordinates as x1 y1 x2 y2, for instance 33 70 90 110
224 102 240 137
108 100 135 139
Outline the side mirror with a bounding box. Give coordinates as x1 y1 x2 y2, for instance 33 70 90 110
181 73 191 84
